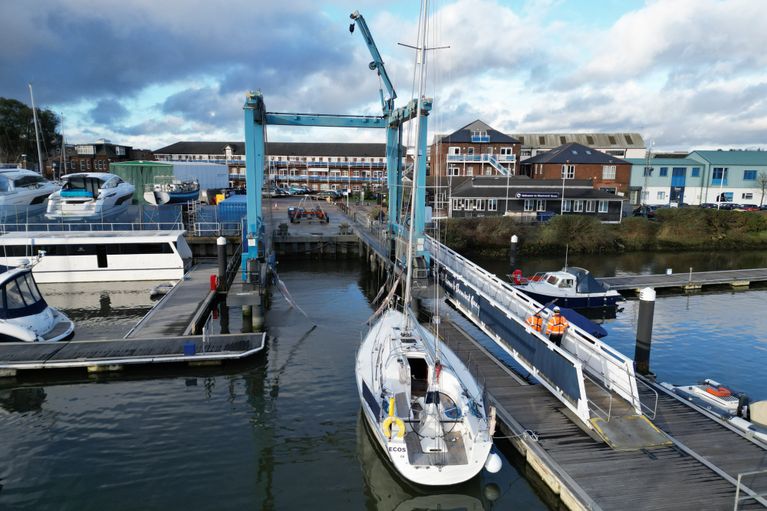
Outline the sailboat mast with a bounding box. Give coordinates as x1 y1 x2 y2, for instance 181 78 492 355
28 83 45 175
403 0 430 324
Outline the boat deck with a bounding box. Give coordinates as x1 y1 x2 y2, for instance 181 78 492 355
599 268 767 291
437 317 767 510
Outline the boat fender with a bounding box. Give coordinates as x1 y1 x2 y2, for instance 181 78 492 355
737 394 750 418
705 386 732 398
383 396 405 439
484 451 502 473
511 269 523 285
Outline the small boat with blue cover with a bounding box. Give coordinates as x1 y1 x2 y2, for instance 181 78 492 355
510 266 623 309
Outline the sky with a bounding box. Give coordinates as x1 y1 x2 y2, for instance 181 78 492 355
2 0 766 152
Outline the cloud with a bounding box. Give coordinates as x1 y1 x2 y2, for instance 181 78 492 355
89 98 129 125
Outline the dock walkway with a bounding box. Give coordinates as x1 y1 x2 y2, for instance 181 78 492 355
438 315 767 511
599 268 767 292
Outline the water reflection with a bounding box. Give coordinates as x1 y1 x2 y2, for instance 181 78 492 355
0 386 46 413
357 413 489 511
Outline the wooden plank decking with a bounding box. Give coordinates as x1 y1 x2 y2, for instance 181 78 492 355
599 268 767 291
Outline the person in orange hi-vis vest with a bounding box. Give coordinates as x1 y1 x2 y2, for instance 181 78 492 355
526 311 543 333
545 306 569 347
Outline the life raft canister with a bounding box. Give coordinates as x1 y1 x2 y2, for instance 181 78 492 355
512 269 523 285
705 386 732 398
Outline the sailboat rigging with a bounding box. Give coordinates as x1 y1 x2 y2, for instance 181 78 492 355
355 1 501 486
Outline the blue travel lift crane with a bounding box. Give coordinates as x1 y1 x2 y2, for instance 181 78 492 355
241 10 431 286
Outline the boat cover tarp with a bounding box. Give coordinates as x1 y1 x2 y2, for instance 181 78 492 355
568 267 610 294
548 306 607 338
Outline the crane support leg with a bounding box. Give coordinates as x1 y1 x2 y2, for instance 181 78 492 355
243 92 266 281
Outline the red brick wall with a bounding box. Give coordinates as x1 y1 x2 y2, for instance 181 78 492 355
533 162 631 193
430 142 521 176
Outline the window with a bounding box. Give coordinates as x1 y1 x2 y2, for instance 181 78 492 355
452 198 463 210
448 166 460 176
466 147 475 155
625 134 634 144
643 167 653 176
538 136 545 144
744 170 757 180
712 167 728 185
608 135 617 145
598 201 608 213
500 147 513 155
573 200 584 212
602 165 616 179
488 199 497 211
559 136 566 144
691 167 700 177
448 146 460 155
562 199 572 212
561 164 575 179
476 200 485 211
467 166 474 176
657 191 666 200
659 167 668 177
586 135 595 145
641 191 649 201
586 200 595 212
524 199 535 212
742 192 754 200
470 130 489 142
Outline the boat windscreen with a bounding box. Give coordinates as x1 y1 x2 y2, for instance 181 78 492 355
569 268 609 293
0 271 47 319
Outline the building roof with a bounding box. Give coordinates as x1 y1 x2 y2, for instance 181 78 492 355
624 157 702 166
521 143 630 165
512 132 644 149
154 141 387 157
438 119 520 144
688 150 767 166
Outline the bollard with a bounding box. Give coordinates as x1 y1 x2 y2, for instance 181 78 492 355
509 234 518 269
634 287 656 376
209 274 218 291
217 236 227 290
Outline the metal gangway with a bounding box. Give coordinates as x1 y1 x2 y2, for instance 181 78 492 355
425 235 659 435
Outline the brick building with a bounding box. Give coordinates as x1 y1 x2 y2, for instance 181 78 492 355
519 143 631 195
430 120 521 178
63 140 151 175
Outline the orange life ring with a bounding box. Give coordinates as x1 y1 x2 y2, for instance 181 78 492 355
705 386 732 398
512 269 523 285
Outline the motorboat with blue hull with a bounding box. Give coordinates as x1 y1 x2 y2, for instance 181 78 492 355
0 168 59 222
143 180 199 206
509 267 623 309
45 172 135 222
0 265 74 343
661 379 767 444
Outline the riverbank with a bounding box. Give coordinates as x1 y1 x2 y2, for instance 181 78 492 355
442 208 767 256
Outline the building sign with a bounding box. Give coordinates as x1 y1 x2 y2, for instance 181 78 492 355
514 192 560 199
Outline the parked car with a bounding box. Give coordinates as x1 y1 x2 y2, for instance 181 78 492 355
317 190 340 200
632 205 658 218
734 204 760 211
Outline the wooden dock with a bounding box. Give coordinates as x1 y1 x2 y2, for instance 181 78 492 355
436 313 767 511
599 268 767 292
126 262 218 338
0 333 265 376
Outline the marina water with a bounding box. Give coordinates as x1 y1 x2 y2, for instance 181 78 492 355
1 253 765 510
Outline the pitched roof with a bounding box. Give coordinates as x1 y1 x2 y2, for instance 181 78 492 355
154 141 387 157
521 143 629 165
513 133 644 148
439 119 520 144
688 150 767 166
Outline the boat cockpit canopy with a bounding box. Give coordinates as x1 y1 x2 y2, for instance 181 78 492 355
0 269 47 319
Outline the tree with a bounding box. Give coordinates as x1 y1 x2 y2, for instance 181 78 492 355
0 97 60 169
758 171 767 207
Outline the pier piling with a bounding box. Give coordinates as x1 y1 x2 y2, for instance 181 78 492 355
634 287 656 376
509 234 518 269
217 236 227 290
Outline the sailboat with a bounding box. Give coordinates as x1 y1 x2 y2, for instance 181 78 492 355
355 2 501 486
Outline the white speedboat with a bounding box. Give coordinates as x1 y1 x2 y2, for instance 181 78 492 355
143 180 199 205
0 265 74 342
0 168 59 222
661 379 767 444
45 172 135 221
510 266 623 309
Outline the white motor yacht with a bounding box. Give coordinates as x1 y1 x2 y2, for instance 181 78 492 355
45 172 135 221
0 264 74 343
0 168 59 222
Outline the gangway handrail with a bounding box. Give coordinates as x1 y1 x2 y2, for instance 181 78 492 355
425 234 643 415
635 374 659 420
584 373 614 422
734 469 767 511
0 222 185 233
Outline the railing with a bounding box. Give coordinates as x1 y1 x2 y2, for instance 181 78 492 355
734 469 767 510
447 154 515 162
0 222 184 233
190 222 243 237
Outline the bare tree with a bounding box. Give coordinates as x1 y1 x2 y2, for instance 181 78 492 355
759 171 767 207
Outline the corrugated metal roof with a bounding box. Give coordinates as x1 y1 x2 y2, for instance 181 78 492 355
154 141 387 157
513 132 644 148
688 150 767 166
521 143 630 165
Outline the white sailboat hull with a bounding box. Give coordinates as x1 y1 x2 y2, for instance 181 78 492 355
356 309 495 486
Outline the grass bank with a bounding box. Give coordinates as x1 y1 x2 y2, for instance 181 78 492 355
441 209 767 256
